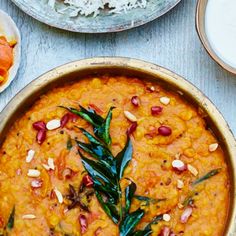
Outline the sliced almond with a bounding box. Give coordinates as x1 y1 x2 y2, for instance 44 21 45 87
163 213 171 222
27 169 41 177
26 149 35 163
42 158 55 171
54 187 63 204
178 203 184 209
42 164 50 170
187 164 198 176
172 160 187 172
177 179 184 189
124 111 137 122
160 96 170 105
209 143 219 152
48 158 55 170
22 214 36 219
46 119 61 130
175 152 181 159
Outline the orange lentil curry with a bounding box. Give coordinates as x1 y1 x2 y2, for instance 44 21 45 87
0 76 229 236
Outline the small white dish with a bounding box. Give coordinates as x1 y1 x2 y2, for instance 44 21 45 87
0 10 21 93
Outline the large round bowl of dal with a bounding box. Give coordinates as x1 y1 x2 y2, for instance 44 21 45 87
11 0 182 33
0 57 235 235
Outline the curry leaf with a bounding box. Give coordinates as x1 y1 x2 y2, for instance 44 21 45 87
124 182 137 215
96 192 120 224
7 206 15 230
60 105 114 145
192 168 221 186
134 195 166 206
119 209 145 236
116 137 133 180
66 137 73 150
131 214 164 236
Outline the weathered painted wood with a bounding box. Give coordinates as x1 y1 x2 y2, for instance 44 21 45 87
0 0 236 136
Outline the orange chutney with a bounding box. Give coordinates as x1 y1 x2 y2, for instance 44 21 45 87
0 76 229 236
0 36 15 84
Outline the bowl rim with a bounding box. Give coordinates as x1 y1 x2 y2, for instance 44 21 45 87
195 0 236 75
0 57 235 234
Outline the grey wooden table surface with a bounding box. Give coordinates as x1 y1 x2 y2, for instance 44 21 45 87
0 0 236 136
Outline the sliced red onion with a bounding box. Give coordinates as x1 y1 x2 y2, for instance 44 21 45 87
172 160 187 172
131 96 140 106
158 126 172 136
94 227 102 236
151 106 163 115
79 214 87 234
127 122 138 136
33 121 46 131
180 207 193 223
36 129 46 144
31 179 43 188
82 174 93 187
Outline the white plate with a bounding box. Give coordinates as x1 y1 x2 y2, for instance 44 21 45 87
11 0 181 33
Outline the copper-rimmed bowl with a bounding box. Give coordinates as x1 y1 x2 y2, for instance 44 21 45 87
196 0 236 75
0 57 235 234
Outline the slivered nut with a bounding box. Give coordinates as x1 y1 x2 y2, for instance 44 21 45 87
209 143 219 152
172 160 187 172
22 214 36 219
54 188 63 204
177 179 184 189
160 96 170 105
187 164 198 176
124 111 137 122
26 149 35 163
46 119 61 130
27 169 41 177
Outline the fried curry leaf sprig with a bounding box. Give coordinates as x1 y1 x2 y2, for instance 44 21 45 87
77 127 133 224
60 105 114 146
61 105 164 234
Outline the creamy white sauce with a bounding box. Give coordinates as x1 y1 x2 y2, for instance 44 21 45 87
205 0 236 68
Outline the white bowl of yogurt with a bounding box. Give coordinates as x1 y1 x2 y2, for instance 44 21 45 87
196 0 236 75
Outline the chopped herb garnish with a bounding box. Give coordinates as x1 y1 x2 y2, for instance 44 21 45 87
192 168 221 186
183 192 196 207
7 206 15 230
66 137 73 150
134 195 166 206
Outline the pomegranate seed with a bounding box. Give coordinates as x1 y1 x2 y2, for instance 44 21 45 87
82 174 93 187
61 113 70 128
159 226 171 236
172 160 187 172
158 126 172 136
50 189 56 199
127 122 138 136
131 96 140 106
79 214 87 234
31 179 43 188
69 113 78 122
180 207 193 223
151 106 163 115
33 121 46 131
36 129 46 144
62 168 75 179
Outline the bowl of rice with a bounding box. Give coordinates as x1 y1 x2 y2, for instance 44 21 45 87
11 0 182 33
